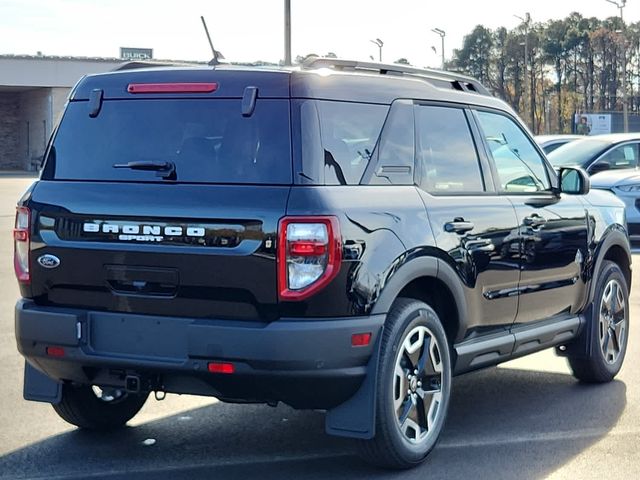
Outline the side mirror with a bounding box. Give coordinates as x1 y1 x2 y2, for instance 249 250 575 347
559 167 590 195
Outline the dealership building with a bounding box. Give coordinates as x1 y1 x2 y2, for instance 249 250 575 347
0 55 127 170
0 49 203 171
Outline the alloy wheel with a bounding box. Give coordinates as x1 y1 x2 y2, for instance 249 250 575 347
393 323 444 444
598 279 627 364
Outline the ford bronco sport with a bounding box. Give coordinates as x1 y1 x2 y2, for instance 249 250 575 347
14 58 631 469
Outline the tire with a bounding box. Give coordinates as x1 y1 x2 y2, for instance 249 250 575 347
52 384 148 430
568 260 629 383
357 298 452 469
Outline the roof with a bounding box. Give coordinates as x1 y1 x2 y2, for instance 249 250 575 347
579 133 640 144
71 61 512 112
535 134 582 143
0 53 204 64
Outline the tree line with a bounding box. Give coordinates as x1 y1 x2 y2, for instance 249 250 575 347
450 12 640 134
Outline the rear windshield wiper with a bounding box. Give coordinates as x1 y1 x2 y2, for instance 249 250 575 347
113 161 176 180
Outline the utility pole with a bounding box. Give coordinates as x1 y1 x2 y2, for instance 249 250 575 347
370 38 384 62
606 0 628 132
431 28 446 69
284 0 291 66
514 13 531 129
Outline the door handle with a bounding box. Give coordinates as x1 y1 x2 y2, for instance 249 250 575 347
444 219 475 234
523 214 547 228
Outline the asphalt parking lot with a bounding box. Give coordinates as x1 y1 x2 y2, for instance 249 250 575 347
1 175 639 479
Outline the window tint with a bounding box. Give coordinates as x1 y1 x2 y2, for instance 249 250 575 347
475 111 550 193
47 99 292 184
595 144 639 171
370 100 415 185
317 101 388 185
415 105 484 193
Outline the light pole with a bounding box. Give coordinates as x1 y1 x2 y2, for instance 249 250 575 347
284 0 291 66
370 38 384 62
606 0 629 132
514 13 531 128
431 28 446 69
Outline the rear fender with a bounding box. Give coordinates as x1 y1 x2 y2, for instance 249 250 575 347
372 255 469 342
325 256 468 439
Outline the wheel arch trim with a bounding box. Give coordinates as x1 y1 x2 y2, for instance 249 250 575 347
371 255 469 342
588 227 632 305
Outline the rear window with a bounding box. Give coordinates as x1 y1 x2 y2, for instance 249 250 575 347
45 99 292 184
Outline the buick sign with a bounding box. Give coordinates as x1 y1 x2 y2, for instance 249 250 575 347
37 254 61 269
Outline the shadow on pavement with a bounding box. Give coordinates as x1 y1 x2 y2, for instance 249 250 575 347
0 366 626 480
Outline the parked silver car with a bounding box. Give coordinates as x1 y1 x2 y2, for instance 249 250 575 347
548 133 640 175
590 169 640 245
548 134 640 244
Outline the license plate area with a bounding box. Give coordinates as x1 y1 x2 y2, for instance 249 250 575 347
89 313 189 360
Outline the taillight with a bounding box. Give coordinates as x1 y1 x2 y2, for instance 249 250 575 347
13 206 30 284
278 216 342 301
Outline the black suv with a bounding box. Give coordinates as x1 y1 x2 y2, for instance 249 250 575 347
14 59 631 469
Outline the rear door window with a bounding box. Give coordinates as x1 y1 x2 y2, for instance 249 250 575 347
46 99 292 184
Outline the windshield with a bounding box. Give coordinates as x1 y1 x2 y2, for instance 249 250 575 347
45 99 292 184
547 138 610 168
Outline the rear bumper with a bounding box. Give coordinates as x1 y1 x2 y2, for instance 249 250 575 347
15 299 384 409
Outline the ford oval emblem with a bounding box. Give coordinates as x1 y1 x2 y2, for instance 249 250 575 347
37 254 61 269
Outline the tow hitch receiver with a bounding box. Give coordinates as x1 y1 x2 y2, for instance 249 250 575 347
125 374 141 393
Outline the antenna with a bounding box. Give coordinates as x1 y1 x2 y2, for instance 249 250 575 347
201 16 220 66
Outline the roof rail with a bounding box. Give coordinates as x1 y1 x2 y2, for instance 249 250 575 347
112 61 202 72
301 57 491 96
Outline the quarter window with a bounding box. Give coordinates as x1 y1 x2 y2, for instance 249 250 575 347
317 101 388 185
415 105 485 194
475 110 550 193
370 100 415 185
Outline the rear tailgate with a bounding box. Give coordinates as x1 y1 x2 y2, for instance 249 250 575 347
26 68 293 321
28 182 287 320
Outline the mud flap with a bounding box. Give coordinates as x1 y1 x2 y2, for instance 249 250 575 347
325 335 382 439
23 361 62 404
556 307 591 359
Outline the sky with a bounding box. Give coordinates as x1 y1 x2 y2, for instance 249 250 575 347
1 0 639 68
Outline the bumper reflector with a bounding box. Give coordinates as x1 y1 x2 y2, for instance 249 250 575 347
46 346 65 357
207 362 235 374
351 333 372 347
